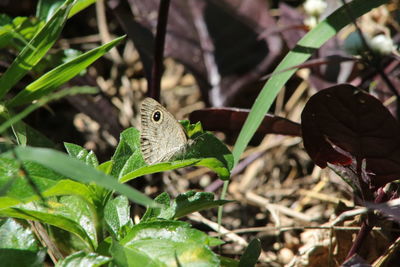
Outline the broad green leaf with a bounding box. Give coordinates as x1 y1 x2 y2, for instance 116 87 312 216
238 239 261 267
111 241 160 267
104 195 133 240
4 146 155 207
110 127 145 179
0 0 74 98
112 221 222 267
56 251 111 267
0 248 46 267
231 0 388 167
64 142 99 168
7 36 125 107
0 220 46 266
171 191 232 219
141 192 172 222
0 154 100 210
57 195 98 247
142 191 231 221
0 202 96 250
119 159 200 182
121 221 222 247
0 218 39 251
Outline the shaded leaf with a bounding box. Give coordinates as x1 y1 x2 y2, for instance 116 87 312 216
0 248 46 267
301 84 400 190
239 238 261 267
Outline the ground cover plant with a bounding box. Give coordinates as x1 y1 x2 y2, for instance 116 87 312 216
1 0 400 266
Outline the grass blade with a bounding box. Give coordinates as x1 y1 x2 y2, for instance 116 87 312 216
7 36 125 107
0 0 74 98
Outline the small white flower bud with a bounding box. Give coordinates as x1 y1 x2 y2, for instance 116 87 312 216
303 0 327 17
368 34 395 56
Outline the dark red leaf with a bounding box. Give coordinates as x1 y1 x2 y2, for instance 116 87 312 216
301 84 400 189
189 108 301 136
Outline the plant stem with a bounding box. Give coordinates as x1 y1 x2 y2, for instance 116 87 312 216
149 0 171 101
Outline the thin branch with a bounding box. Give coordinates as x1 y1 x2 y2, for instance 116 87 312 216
149 0 171 101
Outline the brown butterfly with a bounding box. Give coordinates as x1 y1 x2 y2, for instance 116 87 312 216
140 97 188 164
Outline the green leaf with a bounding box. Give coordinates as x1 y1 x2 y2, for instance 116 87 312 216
238 239 261 267
64 142 99 168
0 86 98 135
98 161 113 175
0 16 44 50
116 126 233 182
220 256 239 267
231 0 389 167
180 120 203 138
0 218 39 251
11 121 54 148
142 191 231 221
10 120 27 145
69 0 97 18
172 191 232 219
0 157 96 209
3 146 155 207
112 221 222 267
119 159 199 182
104 195 133 240
36 0 64 22
0 0 74 98
0 248 46 267
7 36 125 107
122 221 223 247
0 202 96 250
110 127 145 179
56 251 111 267
111 240 160 267
141 192 172 222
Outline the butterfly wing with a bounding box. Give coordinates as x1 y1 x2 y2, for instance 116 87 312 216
140 98 188 164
